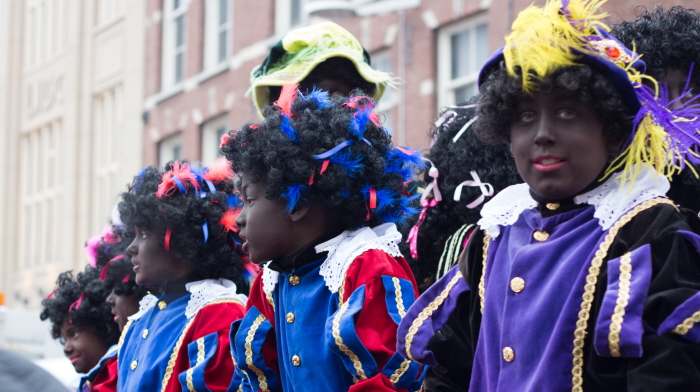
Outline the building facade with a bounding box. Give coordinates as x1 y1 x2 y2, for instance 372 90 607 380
0 0 145 316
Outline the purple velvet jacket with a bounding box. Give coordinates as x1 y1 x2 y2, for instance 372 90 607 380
398 182 700 391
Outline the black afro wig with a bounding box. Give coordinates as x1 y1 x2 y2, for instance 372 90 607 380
400 99 521 292
611 6 700 89
475 64 635 147
40 266 120 345
221 88 422 230
118 160 245 282
91 225 149 299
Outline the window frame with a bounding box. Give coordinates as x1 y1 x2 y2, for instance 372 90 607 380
161 0 189 91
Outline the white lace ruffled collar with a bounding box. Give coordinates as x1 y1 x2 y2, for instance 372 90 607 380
261 223 403 295
127 279 248 321
478 164 670 238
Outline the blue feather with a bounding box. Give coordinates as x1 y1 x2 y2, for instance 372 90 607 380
329 150 364 177
280 116 298 143
282 184 308 213
300 87 331 110
228 195 242 208
339 189 351 199
348 106 372 139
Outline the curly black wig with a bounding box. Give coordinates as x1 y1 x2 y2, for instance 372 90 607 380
40 266 120 345
118 160 245 282
267 57 377 105
221 88 422 230
399 99 521 291
91 225 149 299
611 6 700 89
475 64 635 147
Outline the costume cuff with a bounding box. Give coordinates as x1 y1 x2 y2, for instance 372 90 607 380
178 332 219 392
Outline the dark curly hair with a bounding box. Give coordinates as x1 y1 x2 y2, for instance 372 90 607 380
475 64 635 147
611 6 700 89
93 225 149 298
118 160 245 282
400 99 521 291
221 88 422 230
267 57 377 104
611 6 700 213
40 267 120 345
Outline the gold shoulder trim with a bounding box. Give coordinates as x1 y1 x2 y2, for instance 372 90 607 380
571 198 675 391
266 294 275 310
161 299 244 392
392 277 406 318
185 337 207 391
118 319 134 352
608 252 632 357
479 234 491 314
332 301 368 380
672 310 700 335
404 271 463 362
245 314 270 392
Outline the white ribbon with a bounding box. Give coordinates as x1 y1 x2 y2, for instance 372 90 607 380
421 158 442 204
453 171 494 209
452 115 479 143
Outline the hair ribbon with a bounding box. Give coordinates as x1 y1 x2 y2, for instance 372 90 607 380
406 197 439 259
454 171 494 209
421 159 442 204
100 254 128 281
164 227 173 251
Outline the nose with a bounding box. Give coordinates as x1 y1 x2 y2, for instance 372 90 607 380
106 290 116 307
63 339 73 356
533 116 556 147
235 207 246 228
127 236 138 256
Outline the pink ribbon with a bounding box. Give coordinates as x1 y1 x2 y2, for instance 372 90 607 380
454 171 494 209
421 159 442 204
406 197 439 259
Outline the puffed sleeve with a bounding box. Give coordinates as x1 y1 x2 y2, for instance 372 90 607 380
176 301 246 392
231 272 282 392
326 249 425 392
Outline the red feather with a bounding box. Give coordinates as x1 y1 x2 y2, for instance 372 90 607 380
155 161 199 198
274 83 299 117
202 157 233 183
220 209 239 232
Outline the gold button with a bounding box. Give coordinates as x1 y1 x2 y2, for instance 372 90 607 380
533 230 549 242
291 355 301 366
502 347 515 362
510 277 525 293
545 202 560 210
157 301 167 310
142 329 149 339
130 360 138 370
289 275 300 285
286 312 295 323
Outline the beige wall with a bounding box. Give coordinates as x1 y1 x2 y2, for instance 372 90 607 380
0 0 145 310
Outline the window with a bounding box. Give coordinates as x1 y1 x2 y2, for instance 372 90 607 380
96 0 125 25
437 17 489 107
20 122 61 269
25 0 64 68
204 0 232 71
372 50 395 131
275 0 306 34
93 87 122 232
201 115 228 165
159 133 184 168
162 0 189 89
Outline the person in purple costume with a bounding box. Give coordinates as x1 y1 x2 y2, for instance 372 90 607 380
396 0 700 390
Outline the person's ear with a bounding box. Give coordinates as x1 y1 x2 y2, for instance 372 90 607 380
289 205 311 222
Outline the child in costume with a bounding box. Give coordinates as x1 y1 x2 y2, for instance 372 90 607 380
249 21 392 115
40 267 120 378
222 87 425 391
611 6 700 212
402 99 520 292
397 0 700 390
116 158 248 392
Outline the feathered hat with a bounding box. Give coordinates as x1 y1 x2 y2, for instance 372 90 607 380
479 0 700 186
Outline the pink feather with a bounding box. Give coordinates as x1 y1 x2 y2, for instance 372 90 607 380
202 157 233 183
220 209 239 233
274 84 300 117
84 234 102 268
155 161 200 198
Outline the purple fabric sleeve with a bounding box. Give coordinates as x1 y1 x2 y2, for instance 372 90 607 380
396 265 469 366
657 291 700 342
594 244 653 357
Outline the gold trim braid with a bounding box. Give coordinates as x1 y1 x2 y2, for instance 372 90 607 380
245 314 270 392
571 198 675 392
672 310 700 335
389 358 412 384
404 271 463 362
332 301 368 379
392 277 406 318
118 319 134 352
479 234 491 314
185 337 207 392
608 252 632 357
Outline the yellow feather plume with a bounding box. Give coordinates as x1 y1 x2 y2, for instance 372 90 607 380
504 0 609 93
